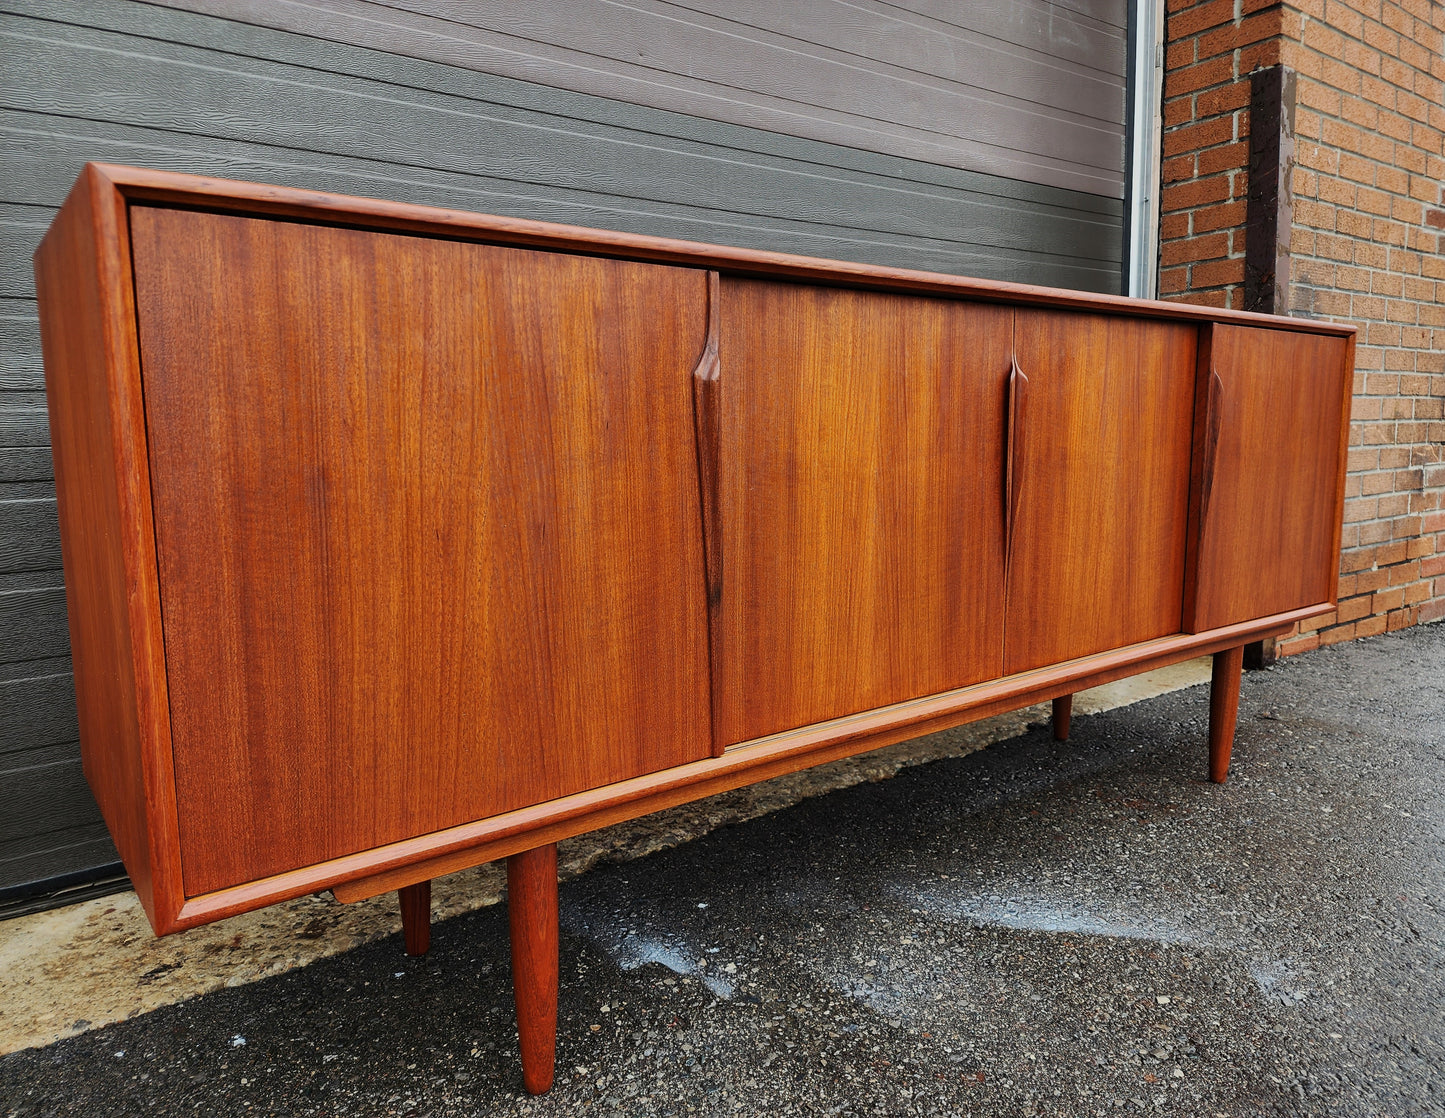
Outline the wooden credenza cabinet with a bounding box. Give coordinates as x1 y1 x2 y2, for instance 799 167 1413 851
36 164 1354 1093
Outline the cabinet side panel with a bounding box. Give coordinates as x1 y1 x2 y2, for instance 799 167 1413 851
1005 311 1197 673
718 280 1010 745
34 171 168 927
1188 325 1350 630
131 208 711 896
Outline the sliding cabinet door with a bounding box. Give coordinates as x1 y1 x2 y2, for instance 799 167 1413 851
132 207 712 895
1005 311 1196 674
1185 324 1351 631
717 280 1010 745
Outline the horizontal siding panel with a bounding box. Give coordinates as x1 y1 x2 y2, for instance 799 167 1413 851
0 448 52 483
0 203 47 299
0 30 1119 275
0 114 1120 291
0 825 117 893
0 393 48 447
0 305 43 392
0 750 101 844
149 0 1127 195
0 497 59 573
0 586 68 662
657 0 1123 124
0 667 76 755
885 0 1124 69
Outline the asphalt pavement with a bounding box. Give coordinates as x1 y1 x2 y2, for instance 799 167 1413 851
2 624 1442 1118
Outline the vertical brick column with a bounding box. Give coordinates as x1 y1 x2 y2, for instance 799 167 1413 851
1160 1 1291 307
1159 0 1445 650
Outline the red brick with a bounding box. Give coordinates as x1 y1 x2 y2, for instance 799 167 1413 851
1196 81 1251 117
1386 606 1418 630
1162 175 1233 212
1372 586 1406 611
1168 0 1238 39
1355 565 1391 591
1335 594 1373 622
1158 266 1189 294
1162 153 1197 183
1378 544 1413 571
1356 614 1389 638
1160 212 1190 239
1171 288 1230 307
1198 141 1250 175
1321 620 1361 645
1164 96 1195 128
1192 200 1247 233
1191 257 1245 287
1361 470 1396 495
1161 233 1230 265
1239 40 1283 71
1277 632 1321 656
1163 117 1237 157
1166 38 1196 70
1166 55 1236 97
1389 559 1423 584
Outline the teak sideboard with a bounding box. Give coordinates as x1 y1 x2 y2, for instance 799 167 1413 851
36 164 1354 1094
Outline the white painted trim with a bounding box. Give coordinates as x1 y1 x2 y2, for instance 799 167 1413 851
1126 0 1166 298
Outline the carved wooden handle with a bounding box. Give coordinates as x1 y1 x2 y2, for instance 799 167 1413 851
692 272 726 758
1006 357 1028 562
692 271 722 609
1199 368 1224 532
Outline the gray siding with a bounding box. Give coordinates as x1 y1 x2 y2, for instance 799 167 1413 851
0 0 1124 899
153 0 1129 196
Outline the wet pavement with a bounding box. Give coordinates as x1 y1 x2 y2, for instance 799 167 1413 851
2 624 1442 1117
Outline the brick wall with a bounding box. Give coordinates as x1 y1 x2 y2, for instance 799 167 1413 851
1160 0 1445 653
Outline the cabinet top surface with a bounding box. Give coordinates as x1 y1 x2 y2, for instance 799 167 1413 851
61 162 1355 338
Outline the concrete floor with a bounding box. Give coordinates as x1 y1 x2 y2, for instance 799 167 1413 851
1 627 1442 1116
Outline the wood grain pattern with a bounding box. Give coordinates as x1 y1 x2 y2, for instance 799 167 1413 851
1186 324 1352 631
1004 310 1197 674
32 165 183 930
1051 695 1072 742
130 206 711 896
1005 357 1028 566
717 280 1010 743
691 272 724 757
34 166 1356 939
1208 645 1244 783
399 880 430 956
508 844 558 1096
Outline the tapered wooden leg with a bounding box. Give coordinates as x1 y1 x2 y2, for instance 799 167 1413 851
1209 645 1245 783
399 880 431 956
508 844 558 1096
1051 694 1073 741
